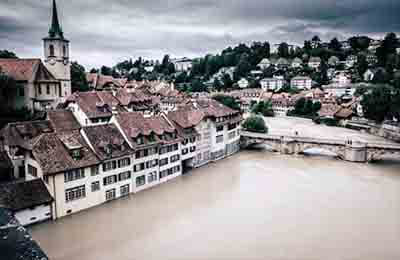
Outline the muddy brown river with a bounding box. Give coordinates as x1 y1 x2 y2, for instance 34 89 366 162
30 118 400 260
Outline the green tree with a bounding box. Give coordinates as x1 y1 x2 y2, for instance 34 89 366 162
213 78 222 91
329 38 342 52
356 55 369 77
242 115 268 133
361 86 393 122
0 50 18 59
252 101 274 117
213 94 240 111
294 97 306 115
71 61 89 92
100 66 113 76
190 79 207 93
222 73 233 89
349 36 371 52
278 42 290 58
312 101 322 113
376 32 398 66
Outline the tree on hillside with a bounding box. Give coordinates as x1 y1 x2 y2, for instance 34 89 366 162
222 73 233 89
361 86 393 122
278 42 290 58
71 61 89 92
101 66 113 76
356 55 369 77
242 115 268 133
349 36 371 52
376 32 398 66
190 79 207 93
0 50 18 59
213 94 240 110
329 38 342 52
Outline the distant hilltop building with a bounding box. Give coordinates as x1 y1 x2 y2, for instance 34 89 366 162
0 0 71 112
171 57 193 72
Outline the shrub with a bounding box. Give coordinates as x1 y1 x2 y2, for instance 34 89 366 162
242 116 268 133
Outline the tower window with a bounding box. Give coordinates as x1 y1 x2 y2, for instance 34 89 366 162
59 84 62 97
63 46 66 57
49 45 55 56
46 85 50 95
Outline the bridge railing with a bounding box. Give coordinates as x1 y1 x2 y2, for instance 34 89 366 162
241 131 400 149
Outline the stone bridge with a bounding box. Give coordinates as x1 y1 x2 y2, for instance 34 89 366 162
241 131 400 163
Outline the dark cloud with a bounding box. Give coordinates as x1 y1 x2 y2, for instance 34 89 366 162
0 0 399 68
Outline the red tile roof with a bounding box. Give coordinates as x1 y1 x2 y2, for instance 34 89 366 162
32 131 99 175
0 59 56 83
47 110 80 132
83 124 133 160
167 109 205 129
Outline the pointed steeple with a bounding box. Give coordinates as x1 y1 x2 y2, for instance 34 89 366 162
48 0 64 39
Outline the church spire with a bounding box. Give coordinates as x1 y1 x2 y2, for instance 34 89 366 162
48 0 64 39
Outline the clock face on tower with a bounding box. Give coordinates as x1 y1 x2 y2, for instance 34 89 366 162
48 58 56 65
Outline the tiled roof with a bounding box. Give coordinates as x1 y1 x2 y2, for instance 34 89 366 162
47 110 80 132
0 121 54 149
168 109 205 129
116 112 176 144
196 99 240 118
32 131 99 175
83 124 133 160
318 104 341 117
0 59 40 81
334 108 353 119
0 59 56 83
66 92 114 119
0 179 53 211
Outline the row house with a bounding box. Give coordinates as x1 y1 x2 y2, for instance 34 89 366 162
291 58 303 68
113 112 183 187
308 57 322 69
260 77 285 91
196 99 242 160
290 76 312 90
64 91 122 126
258 58 271 70
345 55 358 68
167 109 206 169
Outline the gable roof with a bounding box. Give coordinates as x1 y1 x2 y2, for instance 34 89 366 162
32 131 99 175
116 112 176 142
83 124 133 160
47 110 80 132
167 109 205 129
0 59 57 83
0 179 53 211
0 121 54 150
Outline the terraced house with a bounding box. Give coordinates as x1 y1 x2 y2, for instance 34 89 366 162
0 97 242 222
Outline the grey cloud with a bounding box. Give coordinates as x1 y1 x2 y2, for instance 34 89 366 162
0 0 399 68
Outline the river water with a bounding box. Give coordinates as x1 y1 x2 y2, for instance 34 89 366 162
30 118 400 260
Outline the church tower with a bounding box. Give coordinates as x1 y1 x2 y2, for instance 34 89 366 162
43 0 71 100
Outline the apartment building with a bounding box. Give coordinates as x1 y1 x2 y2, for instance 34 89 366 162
0 98 242 221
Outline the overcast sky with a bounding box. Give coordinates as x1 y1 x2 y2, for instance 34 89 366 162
1 0 399 69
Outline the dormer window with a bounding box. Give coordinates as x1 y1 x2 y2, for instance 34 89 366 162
63 45 67 57
137 136 144 145
105 145 112 155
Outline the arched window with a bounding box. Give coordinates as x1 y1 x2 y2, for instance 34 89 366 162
49 45 55 57
63 46 66 57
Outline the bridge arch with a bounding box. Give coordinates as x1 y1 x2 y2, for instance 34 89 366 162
295 143 345 159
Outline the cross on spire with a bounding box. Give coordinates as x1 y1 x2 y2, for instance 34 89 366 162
48 0 64 39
